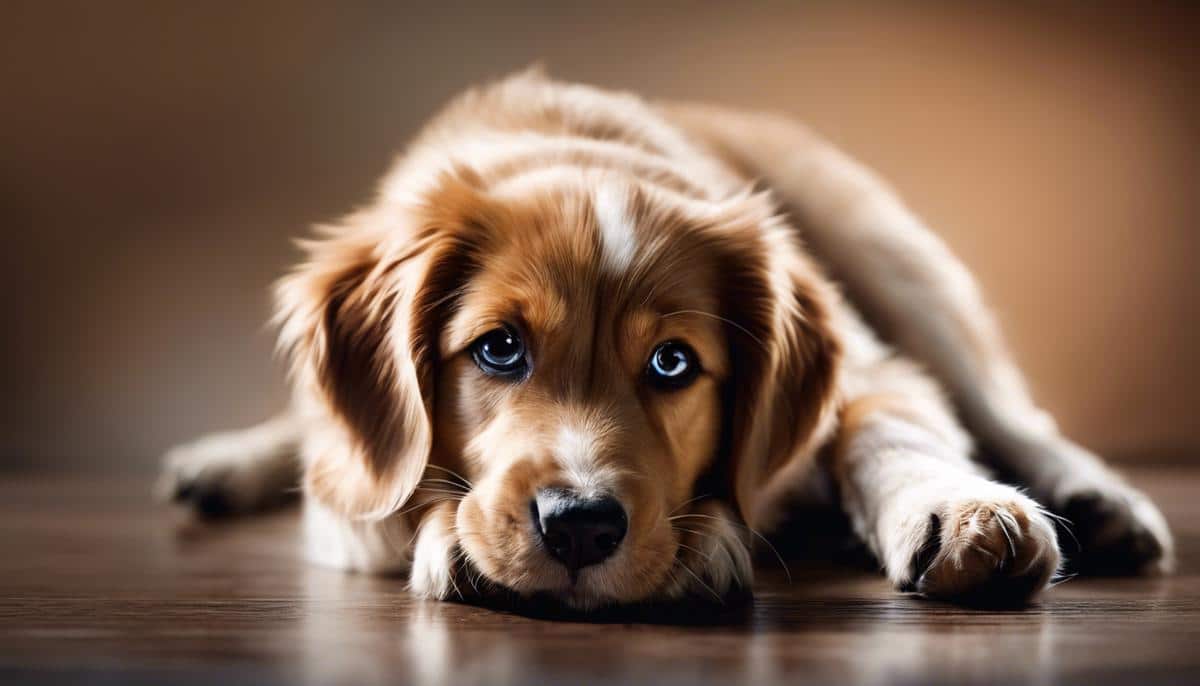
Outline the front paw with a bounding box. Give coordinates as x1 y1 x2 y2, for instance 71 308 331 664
157 438 261 517
409 504 465 600
1055 480 1174 575
157 426 296 518
895 491 1061 605
663 500 754 603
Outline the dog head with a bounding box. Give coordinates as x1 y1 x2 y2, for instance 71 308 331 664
277 168 839 609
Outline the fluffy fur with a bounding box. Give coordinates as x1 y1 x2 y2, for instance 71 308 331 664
161 71 1173 609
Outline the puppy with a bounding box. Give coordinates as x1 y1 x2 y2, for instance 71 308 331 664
160 70 1173 609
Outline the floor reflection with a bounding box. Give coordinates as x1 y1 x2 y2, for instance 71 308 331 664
291 551 1182 686
298 564 777 686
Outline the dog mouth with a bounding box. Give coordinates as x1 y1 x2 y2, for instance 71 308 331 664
450 533 749 612
448 547 749 616
448 524 662 610
443 550 612 609
449 492 752 610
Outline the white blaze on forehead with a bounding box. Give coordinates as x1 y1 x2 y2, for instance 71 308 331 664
554 423 618 496
593 184 638 273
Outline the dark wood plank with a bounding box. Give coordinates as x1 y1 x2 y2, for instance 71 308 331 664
1 467 1197 685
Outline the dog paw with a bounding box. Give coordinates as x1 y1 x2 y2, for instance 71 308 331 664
901 495 1061 605
409 504 464 600
662 500 754 603
1055 481 1174 575
157 430 295 518
158 440 247 517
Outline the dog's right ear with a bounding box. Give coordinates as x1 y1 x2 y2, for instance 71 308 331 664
275 179 488 520
704 193 842 531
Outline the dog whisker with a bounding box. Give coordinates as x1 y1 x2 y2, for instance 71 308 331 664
671 525 713 540
395 496 462 518
418 477 469 487
425 284 470 318
669 512 790 582
674 558 724 604
668 493 713 517
417 478 470 492
675 542 712 560
660 309 767 350
424 464 475 489
413 487 469 498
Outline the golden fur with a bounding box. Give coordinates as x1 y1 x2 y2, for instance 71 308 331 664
162 70 1173 609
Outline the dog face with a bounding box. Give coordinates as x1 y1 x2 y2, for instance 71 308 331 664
278 170 839 609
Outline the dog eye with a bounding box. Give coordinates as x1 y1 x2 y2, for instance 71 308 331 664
646 341 699 390
471 327 528 379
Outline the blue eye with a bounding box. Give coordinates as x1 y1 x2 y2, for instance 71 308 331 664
646 341 699 390
471 327 528 379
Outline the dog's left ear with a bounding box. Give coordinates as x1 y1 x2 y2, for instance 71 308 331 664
275 175 489 519
711 200 842 529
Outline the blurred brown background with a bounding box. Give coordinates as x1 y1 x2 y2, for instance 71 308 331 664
2 1 1197 473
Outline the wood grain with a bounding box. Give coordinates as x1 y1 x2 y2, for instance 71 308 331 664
1 467 1197 685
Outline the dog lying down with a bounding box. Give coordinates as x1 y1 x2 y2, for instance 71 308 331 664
160 70 1172 610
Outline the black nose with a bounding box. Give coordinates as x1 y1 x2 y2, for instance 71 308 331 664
532 489 628 571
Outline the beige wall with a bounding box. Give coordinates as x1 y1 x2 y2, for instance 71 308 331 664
2 2 1198 471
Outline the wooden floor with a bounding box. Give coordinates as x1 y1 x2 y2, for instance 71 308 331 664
1 467 1198 685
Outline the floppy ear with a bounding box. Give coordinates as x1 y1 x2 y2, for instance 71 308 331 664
714 206 841 529
275 193 481 520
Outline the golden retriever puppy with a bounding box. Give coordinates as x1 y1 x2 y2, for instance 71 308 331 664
160 71 1172 609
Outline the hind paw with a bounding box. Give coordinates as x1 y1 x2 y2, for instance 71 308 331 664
1055 481 1174 575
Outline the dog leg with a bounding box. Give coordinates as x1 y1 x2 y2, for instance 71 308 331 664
781 138 1174 574
664 103 1172 574
828 362 1061 604
158 413 301 517
409 501 464 599
302 496 413 575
